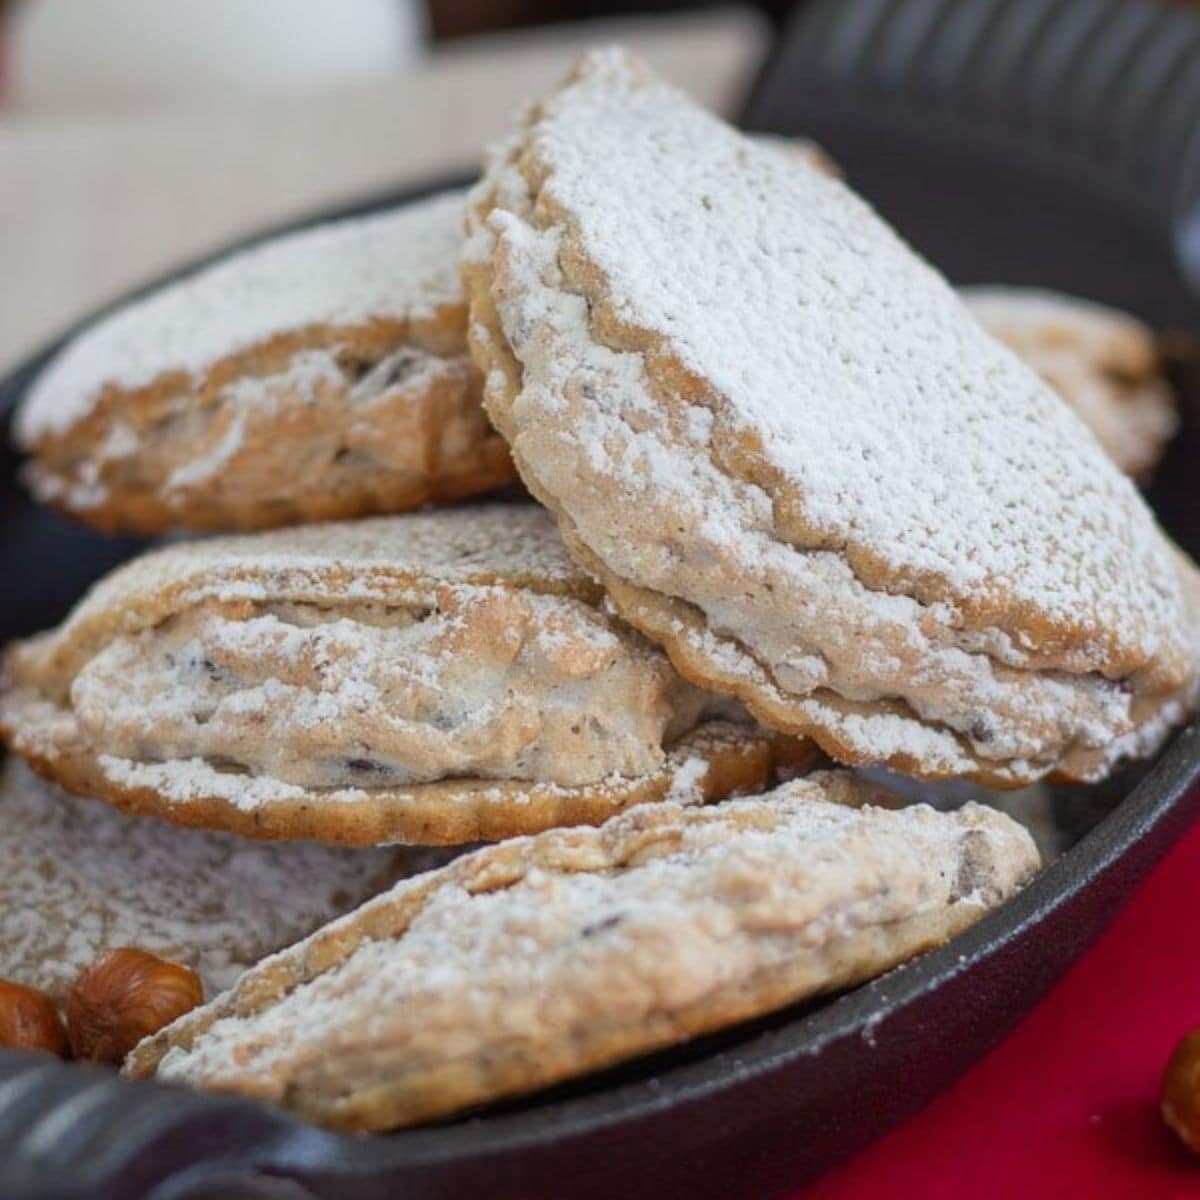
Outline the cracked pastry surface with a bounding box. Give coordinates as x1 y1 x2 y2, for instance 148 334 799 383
463 49 1200 787
124 772 1040 1132
15 190 513 533
0 506 788 845
0 757 440 1001
963 286 1178 480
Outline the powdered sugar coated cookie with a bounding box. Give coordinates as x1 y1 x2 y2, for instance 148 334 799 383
465 49 1199 785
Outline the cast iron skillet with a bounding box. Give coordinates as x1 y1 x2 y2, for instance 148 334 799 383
1 0 1198 1196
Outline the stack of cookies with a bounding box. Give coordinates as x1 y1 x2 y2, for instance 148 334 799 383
2 49 1196 1134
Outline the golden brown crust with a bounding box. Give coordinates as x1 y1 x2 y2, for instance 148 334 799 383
124 775 1039 1131
22 316 515 534
6 719 784 847
0 510 804 845
462 51 1200 788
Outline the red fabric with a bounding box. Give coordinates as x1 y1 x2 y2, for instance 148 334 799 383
795 785 1200 1200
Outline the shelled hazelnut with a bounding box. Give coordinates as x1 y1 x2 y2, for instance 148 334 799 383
1162 1029 1200 1155
67 948 203 1065
0 979 69 1057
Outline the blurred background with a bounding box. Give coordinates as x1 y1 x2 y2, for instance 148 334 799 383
0 0 1195 371
0 0 778 372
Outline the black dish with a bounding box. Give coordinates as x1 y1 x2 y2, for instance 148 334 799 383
1 0 1198 1196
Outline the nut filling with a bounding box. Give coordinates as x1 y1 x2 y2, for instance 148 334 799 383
15 189 516 534
69 590 707 790
0 508 781 844
463 51 1200 786
26 341 507 529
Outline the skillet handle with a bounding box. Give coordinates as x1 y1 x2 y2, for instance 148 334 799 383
0 1052 317 1200
755 0 1200 279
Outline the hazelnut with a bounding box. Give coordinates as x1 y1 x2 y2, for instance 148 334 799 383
0 979 69 1057
1162 1029 1200 1154
67 948 203 1064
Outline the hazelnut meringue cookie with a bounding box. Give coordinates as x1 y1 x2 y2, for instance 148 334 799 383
463 48 1200 788
15 190 514 534
962 286 1178 481
125 771 1039 1132
0 506 794 846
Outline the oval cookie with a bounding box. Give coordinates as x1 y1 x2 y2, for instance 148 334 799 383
124 772 1040 1132
0 506 791 845
16 190 513 533
464 49 1200 787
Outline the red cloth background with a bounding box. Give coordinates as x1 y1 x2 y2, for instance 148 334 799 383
793 786 1200 1200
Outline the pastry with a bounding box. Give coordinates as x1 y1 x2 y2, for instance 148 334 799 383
15 191 514 533
0 757 434 1001
0 506 789 845
15 154 853 539
464 49 1200 788
754 148 1174 480
758 152 1175 478
124 772 1040 1132
963 286 1177 479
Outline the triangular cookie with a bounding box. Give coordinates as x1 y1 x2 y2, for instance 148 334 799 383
0 506 787 844
125 773 1039 1132
464 49 1199 785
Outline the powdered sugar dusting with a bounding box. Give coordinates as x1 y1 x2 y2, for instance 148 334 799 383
18 190 466 441
962 286 1178 479
664 754 709 803
52 507 590 652
75 582 697 792
166 411 248 491
1 506 759 835
520 52 1177 632
468 49 1198 782
145 780 1040 1117
0 758 434 999
98 755 323 811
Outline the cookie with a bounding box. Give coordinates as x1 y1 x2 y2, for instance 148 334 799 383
964 286 1177 480
0 506 792 845
464 49 1200 788
0 757 439 1001
15 190 514 533
123 772 1039 1132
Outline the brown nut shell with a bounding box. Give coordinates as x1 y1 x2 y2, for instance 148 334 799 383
67 948 203 1065
1162 1028 1200 1155
0 979 69 1057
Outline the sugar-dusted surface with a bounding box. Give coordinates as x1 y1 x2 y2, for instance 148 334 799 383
87 721 768 825
466 49 1199 784
17 190 466 441
71 586 701 791
49 507 593 643
962 286 1177 480
0 758 430 999
130 775 1040 1131
0 506 773 844
491 49 1178 641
